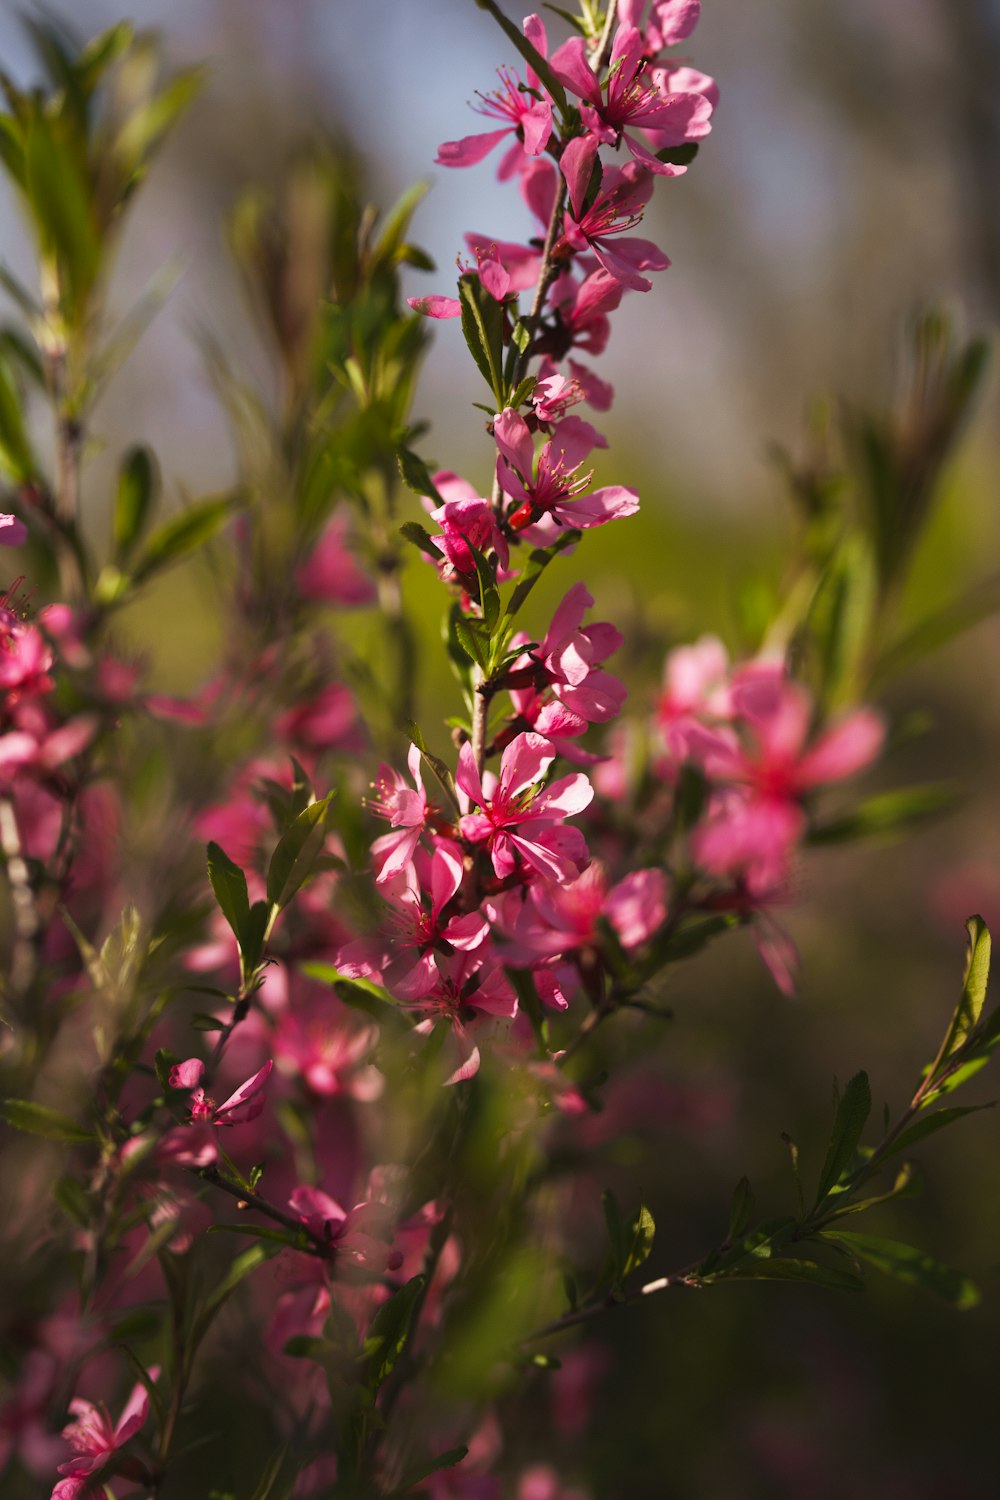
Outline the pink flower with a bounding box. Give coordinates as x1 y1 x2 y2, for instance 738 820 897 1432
0 512 27 546
436 18 553 176
550 24 711 209
619 0 703 54
508 862 667 960
52 1373 156 1499
457 732 592 882
172 1059 274 1126
297 512 375 606
494 409 638 534
368 742 431 882
288 1184 403 1280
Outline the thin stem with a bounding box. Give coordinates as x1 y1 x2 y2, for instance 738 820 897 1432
471 669 489 776
193 1163 336 1258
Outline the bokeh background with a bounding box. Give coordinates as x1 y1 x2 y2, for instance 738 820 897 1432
3 1 1000 1495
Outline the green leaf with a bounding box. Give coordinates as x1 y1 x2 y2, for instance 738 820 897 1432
727 1177 755 1241
397 447 444 506
132 496 232 584
499 530 581 632
394 1446 469 1494
623 1203 656 1278
399 519 443 560
206 842 251 947
808 784 961 845
458 274 504 404
602 1189 627 1282
0 352 34 480
209 1224 308 1249
54 1174 90 1223
656 142 699 166
0 1098 93 1143
362 1275 426 1392
815 1071 871 1203
472 0 568 110
453 610 490 671
266 793 335 912
190 1013 226 1031
467 540 501 632
25 114 99 313
191 1243 274 1352
509 372 536 408
114 445 158 558
726 1257 866 1293
115 67 206 167
247 1447 290 1500
826 1231 980 1309
942 915 991 1061
879 1104 994 1162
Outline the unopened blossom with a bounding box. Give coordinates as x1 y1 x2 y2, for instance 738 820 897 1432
494 409 638 534
52 1374 156 1500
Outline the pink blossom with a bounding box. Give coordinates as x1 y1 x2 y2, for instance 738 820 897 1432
426 474 510 579
289 1183 403 1279
179 1059 273 1126
620 0 703 53
436 16 553 176
550 25 711 207
403 945 518 1084
52 1372 156 1499
0 512 27 546
508 862 667 961
369 742 431 882
457 732 593 882
494 409 638 534
297 511 376 606
277 682 361 751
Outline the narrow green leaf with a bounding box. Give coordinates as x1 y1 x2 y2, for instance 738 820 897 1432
115 67 206 167
808 784 962 845
453 611 489 670
656 142 699 166
727 1177 755 1241
54 1174 90 1223
266 793 334 912
362 1275 426 1392
191 1243 274 1350
602 1189 627 1280
25 115 99 312
0 352 34 480
397 447 444 506
0 1098 93 1142
113 445 157 558
247 1447 290 1500
399 520 443 560
132 496 232 584
815 1071 872 1203
725 1257 866 1293
826 1231 980 1309
458 274 504 404
943 915 991 1060
499 531 581 632
394 1445 469 1494
190 1013 226 1031
623 1204 656 1278
206 842 251 946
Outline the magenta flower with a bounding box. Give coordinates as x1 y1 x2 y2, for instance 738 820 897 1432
457 731 592 882
368 742 430 882
494 409 638 534
551 24 712 209
436 16 553 176
425 473 510 578
296 511 376 606
403 946 519 1084
0 512 27 546
171 1058 274 1126
52 1373 156 1500
557 164 670 292
619 0 703 54
508 862 667 961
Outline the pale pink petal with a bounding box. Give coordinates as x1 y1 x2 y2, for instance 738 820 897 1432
436 127 512 167
0 513 27 546
499 732 555 800
532 771 594 818
560 133 600 218
549 36 603 105
408 295 462 319
169 1058 205 1090
493 407 536 478
796 708 885 788
607 868 667 948
456 740 487 809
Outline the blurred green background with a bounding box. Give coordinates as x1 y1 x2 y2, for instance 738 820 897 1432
3 1 1000 1495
